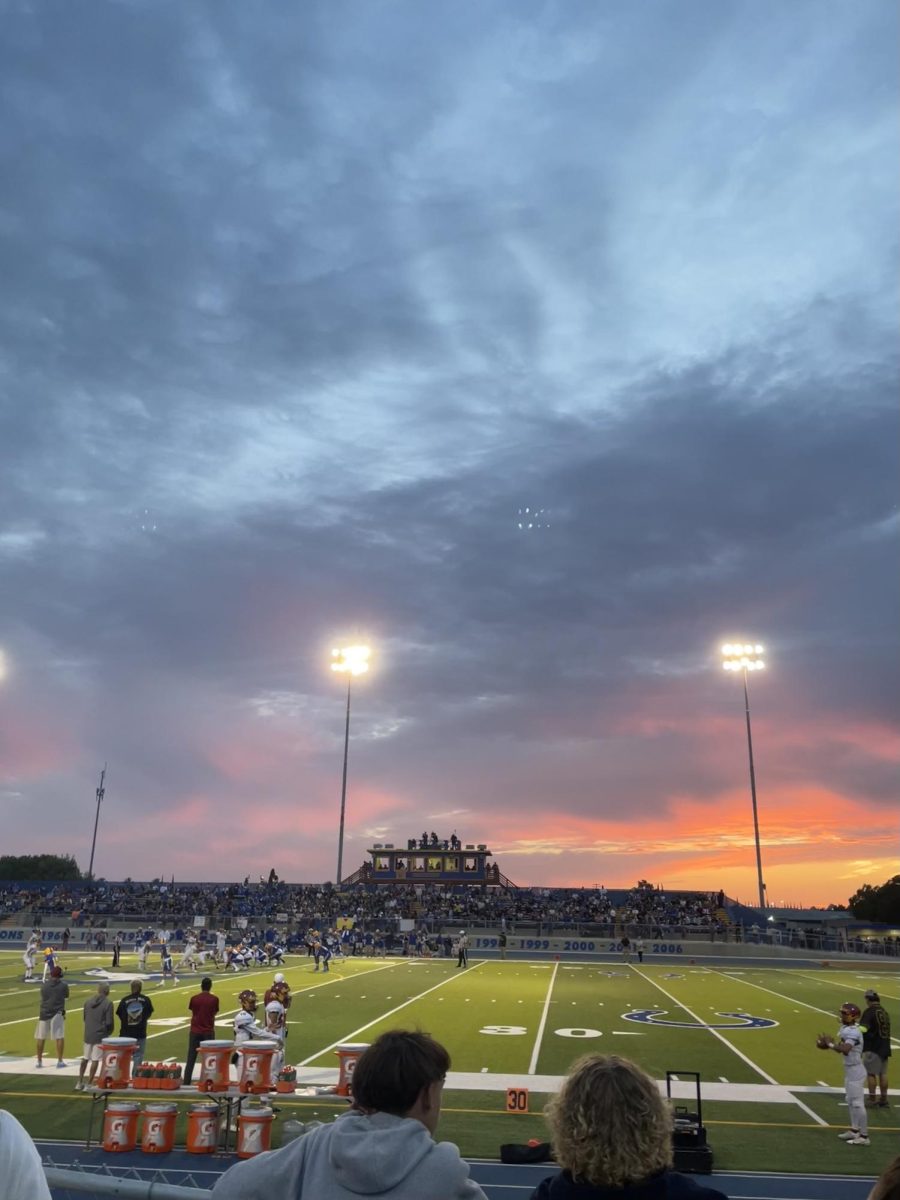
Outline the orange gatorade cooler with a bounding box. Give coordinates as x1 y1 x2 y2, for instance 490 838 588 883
237 1040 278 1094
236 1104 274 1158
102 1101 140 1152
334 1043 369 1096
140 1103 178 1153
197 1040 233 1093
186 1102 220 1154
98 1037 138 1089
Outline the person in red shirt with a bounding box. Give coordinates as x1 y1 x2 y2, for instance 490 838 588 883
184 977 219 1085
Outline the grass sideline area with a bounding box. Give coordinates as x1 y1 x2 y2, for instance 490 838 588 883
1 949 897 1180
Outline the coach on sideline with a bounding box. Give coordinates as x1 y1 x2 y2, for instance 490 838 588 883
210 1029 487 1199
34 966 69 1069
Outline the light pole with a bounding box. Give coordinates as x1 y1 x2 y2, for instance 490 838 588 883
330 645 370 886
722 643 767 913
87 764 107 884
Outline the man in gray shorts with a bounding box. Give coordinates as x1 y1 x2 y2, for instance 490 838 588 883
861 988 891 1108
35 966 69 1068
77 982 113 1090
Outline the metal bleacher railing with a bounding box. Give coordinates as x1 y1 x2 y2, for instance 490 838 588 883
43 1157 213 1199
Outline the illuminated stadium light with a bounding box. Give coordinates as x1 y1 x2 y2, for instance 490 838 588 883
331 642 372 886
720 639 769 915
331 645 371 676
722 643 765 672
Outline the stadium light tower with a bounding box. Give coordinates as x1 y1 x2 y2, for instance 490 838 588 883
721 642 767 913
330 644 371 886
87 764 107 884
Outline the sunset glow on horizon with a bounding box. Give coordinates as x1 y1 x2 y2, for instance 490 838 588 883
0 2 897 907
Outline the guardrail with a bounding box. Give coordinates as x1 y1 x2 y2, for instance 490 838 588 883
45 1164 212 1198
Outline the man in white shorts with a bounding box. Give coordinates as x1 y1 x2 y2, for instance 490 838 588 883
77 982 113 1090
35 966 69 1069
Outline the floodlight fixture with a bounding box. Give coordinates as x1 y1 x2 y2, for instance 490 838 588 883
331 643 372 885
721 639 769 914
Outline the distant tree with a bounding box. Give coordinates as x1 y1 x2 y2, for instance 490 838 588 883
635 879 654 890
848 876 900 923
0 853 82 881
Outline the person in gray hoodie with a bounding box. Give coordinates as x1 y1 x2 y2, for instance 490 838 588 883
76 983 114 1090
211 1029 487 1199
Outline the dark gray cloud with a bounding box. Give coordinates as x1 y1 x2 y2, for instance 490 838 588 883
0 0 897 896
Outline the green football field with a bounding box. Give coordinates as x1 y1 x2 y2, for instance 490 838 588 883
1 949 897 1179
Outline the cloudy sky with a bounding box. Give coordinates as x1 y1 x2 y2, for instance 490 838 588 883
1 0 897 907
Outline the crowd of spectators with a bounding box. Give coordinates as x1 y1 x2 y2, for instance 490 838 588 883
1 878 896 955
0 878 721 934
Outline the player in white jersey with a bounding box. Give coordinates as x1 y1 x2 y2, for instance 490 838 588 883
264 996 286 1074
818 1002 869 1145
178 938 199 971
23 934 39 981
136 939 152 971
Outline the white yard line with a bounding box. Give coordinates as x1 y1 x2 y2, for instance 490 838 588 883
299 962 485 1066
528 960 559 1075
140 962 403 1042
709 968 900 1048
630 966 828 1127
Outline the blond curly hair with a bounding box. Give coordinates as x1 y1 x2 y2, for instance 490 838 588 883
544 1054 673 1187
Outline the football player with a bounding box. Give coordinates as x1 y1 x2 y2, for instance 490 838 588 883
816 1003 869 1146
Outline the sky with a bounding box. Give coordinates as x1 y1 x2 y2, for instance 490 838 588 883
1 0 898 908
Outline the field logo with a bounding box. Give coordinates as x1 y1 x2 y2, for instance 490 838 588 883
622 1008 778 1031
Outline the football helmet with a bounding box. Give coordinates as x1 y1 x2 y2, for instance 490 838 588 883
840 1002 861 1023
238 989 258 1012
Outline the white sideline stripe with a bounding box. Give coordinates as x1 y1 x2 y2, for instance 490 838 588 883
298 962 486 1066
528 960 558 1075
630 965 829 1127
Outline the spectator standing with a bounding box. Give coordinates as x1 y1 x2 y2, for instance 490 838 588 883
498 931 508 961
0 1109 52 1200
529 1054 728 1199
184 977 219 1085
116 980 154 1065
35 966 69 1069
635 938 645 964
77 983 113 1090
209 1029 487 1198
111 932 122 968
861 989 891 1109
